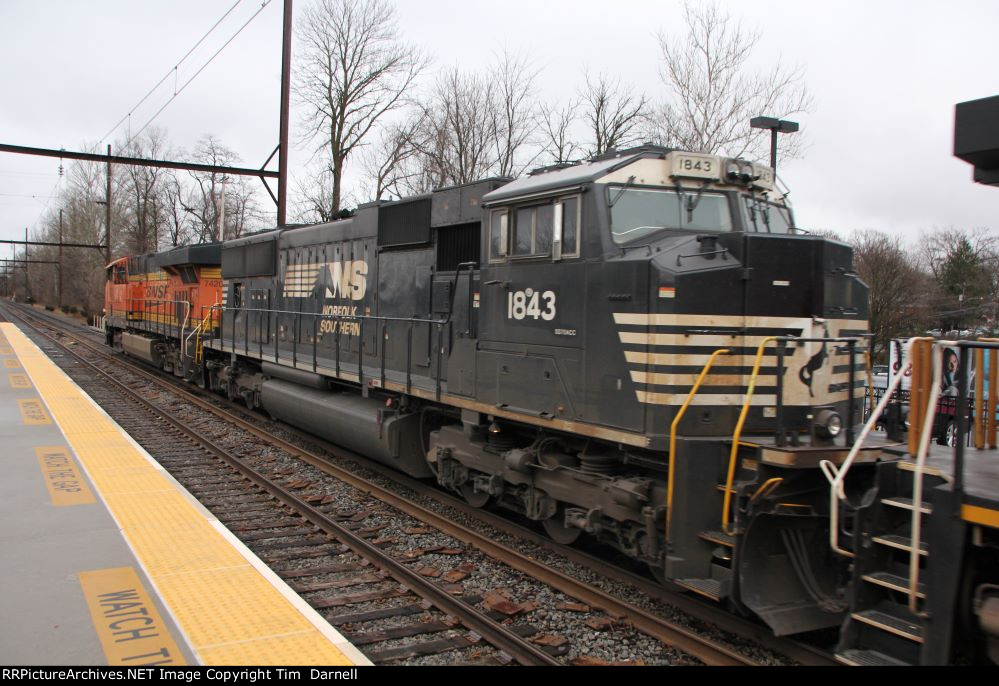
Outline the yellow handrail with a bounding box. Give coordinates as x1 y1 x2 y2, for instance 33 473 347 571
750 477 783 504
193 308 218 364
667 348 730 541
723 336 777 535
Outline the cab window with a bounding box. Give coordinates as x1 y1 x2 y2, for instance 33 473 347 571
513 204 554 256
489 210 508 262
489 195 580 260
608 187 732 244
743 197 794 234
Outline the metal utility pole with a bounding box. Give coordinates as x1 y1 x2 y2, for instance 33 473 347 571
277 0 293 226
106 144 112 265
24 227 29 302
219 177 227 242
58 209 64 308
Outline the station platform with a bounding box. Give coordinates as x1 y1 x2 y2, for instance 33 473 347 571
0 321 370 666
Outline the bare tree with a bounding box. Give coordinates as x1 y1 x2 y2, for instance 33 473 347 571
117 127 170 254
580 72 649 155
223 176 263 240
294 163 339 223
409 67 499 189
653 0 811 161
19 154 112 314
162 172 194 247
850 229 927 361
183 136 261 242
489 49 541 177
295 0 427 216
359 116 424 201
539 100 582 165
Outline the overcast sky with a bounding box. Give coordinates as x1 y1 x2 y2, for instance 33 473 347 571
1 0 997 252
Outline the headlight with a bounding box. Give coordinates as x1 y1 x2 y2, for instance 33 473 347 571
815 409 842 438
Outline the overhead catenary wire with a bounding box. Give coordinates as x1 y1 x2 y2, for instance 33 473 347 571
98 0 245 146
124 0 273 148
0 193 60 200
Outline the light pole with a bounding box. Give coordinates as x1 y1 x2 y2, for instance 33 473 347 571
750 116 800 172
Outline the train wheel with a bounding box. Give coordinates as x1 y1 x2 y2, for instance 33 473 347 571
459 482 490 508
542 506 582 545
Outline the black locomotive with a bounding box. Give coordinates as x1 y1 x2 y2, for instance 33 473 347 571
106 144 999 665
212 143 868 626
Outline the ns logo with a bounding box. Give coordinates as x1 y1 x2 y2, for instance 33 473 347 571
326 260 368 300
284 259 368 301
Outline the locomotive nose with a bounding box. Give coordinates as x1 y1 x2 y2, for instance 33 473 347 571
644 232 868 440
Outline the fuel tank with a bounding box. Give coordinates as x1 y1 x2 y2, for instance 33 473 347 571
259 378 432 478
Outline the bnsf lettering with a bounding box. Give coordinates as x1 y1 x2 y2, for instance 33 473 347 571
326 261 368 300
144 285 168 299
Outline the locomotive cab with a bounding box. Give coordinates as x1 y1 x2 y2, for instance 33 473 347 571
479 146 869 448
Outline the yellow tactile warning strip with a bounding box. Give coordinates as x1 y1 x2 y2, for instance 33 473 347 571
2 323 370 667
35 446 95 506
78 567 187 666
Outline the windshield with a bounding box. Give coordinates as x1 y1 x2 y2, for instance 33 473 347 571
608 187 732 244
743 197 794 234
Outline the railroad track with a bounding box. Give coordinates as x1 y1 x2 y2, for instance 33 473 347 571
9 303 835 666
8 306 560 666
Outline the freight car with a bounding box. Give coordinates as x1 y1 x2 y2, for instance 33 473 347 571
104 145 999 665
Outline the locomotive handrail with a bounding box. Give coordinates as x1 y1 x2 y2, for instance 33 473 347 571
723 336 777 535
824 338 917 558
220 305 448 326
907 341 946 615
865 348 875 418
667 347 730 541
722 334 866 535
216 305 453 397
187 304 222 364
119 298 192 350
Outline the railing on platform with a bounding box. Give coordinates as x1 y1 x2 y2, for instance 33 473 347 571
721 334 867 536
216 306 467 400
824 337 999 614
107 298 192 348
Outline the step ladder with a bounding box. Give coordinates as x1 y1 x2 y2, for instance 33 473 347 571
674 442 760 601
834 463 947 666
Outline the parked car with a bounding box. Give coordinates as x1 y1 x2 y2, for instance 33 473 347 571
871 364 889 391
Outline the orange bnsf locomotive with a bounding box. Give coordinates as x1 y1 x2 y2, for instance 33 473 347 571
105 145 999 665
105 244 223 378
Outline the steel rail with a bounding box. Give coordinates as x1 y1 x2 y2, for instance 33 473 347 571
11 303 761 666
7 305 557 667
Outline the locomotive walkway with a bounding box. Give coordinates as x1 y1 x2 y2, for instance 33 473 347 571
0 319 368 666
